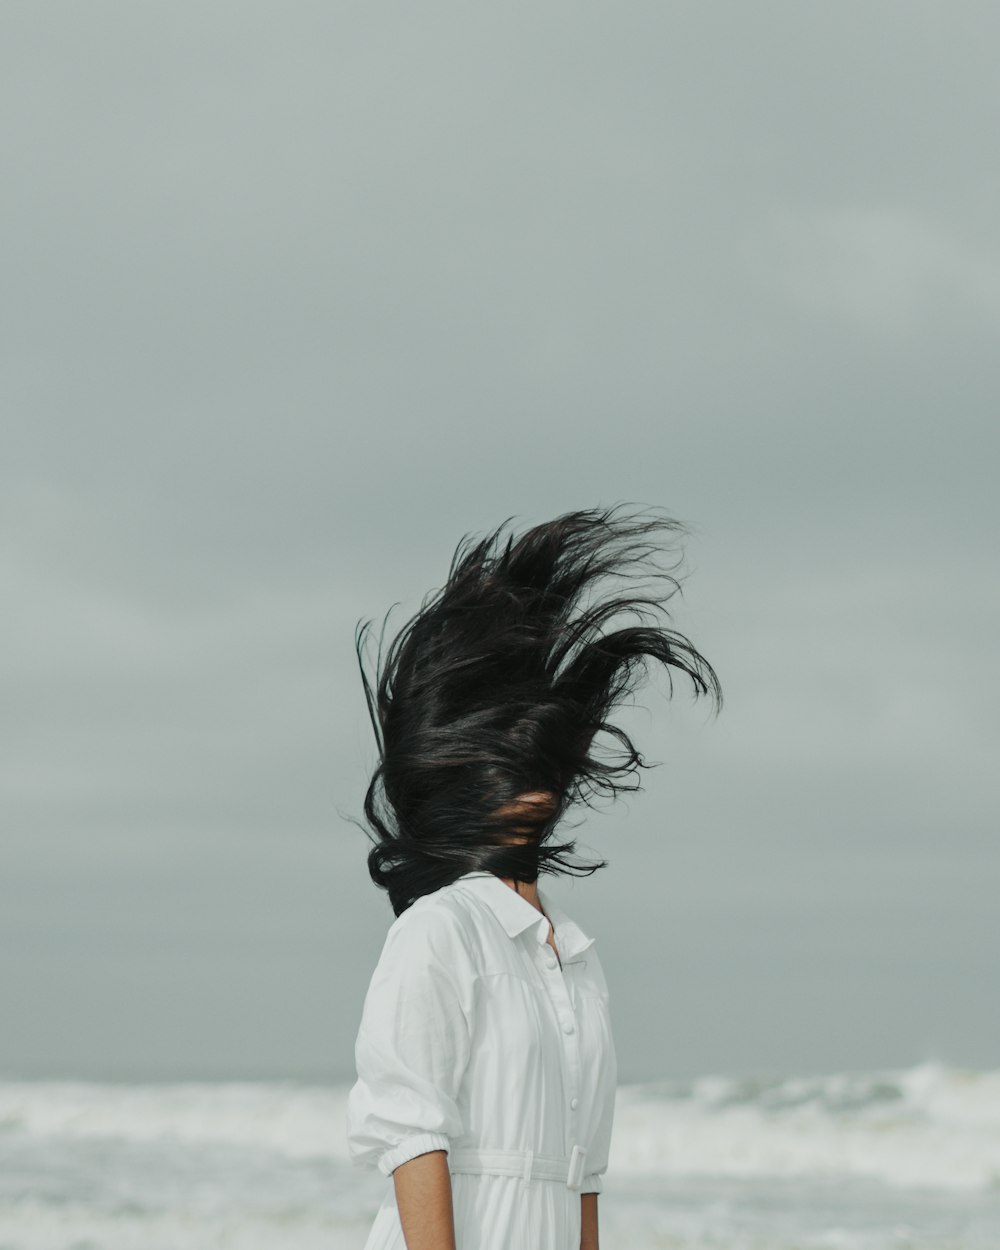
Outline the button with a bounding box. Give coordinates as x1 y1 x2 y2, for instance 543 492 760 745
545 950 558 967
570 1096 579 1110
562 1020 575 1034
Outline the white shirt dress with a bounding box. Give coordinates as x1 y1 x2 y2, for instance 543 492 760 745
346 868 618 1250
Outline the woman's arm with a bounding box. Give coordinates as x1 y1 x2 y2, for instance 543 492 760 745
393 1149 457 1250
581 1191 599 1249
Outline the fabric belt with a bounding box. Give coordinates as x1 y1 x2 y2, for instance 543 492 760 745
448 1145 588 1191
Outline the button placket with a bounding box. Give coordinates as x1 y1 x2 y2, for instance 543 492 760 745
536 931 582 1154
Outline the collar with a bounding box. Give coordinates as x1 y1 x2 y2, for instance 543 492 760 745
454 871 597 963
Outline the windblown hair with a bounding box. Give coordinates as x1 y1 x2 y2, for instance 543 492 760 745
354 504 722 915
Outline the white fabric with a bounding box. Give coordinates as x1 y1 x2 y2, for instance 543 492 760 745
346 869 618 1249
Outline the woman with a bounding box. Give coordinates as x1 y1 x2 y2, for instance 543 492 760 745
345 504 721 1250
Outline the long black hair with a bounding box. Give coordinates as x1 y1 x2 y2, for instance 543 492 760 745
353 504 722 916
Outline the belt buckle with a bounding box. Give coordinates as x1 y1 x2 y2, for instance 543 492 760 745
566 1143 587 1190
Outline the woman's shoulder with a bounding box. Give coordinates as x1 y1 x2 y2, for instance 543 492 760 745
382 881 482 956
362 887 481 1008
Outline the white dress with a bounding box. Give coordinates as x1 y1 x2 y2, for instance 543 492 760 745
346 869 618 1250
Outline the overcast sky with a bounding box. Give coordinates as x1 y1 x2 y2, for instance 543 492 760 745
2 2 997 1085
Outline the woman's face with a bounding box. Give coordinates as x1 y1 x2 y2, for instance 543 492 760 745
493 790 556 839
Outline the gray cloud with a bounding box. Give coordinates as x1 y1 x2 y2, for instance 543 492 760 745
2 2 997 1082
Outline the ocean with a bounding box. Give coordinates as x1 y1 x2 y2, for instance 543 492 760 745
1 1061 996 1249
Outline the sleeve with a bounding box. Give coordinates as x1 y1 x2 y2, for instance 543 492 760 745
345 901 476 1178
580 954 617 1195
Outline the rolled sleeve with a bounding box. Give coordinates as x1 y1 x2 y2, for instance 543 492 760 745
580 1172 603 1194
377 1130 452 1177
346 901 476 1177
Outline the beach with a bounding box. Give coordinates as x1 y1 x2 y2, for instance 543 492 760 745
1 1060 996 1249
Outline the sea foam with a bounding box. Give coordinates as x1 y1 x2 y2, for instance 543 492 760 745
1 1059 996 1192
611 1060 1000 1192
